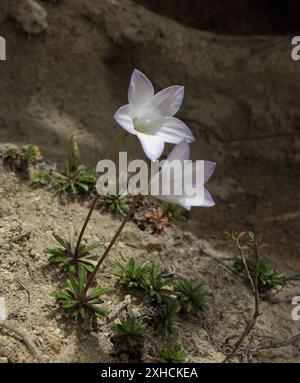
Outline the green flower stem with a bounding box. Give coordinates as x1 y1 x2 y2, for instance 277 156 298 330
112 130 127 165
75 193 100 255
74 131 127 255
83 194 142 295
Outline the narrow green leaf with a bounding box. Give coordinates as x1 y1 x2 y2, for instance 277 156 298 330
84 241 102 252
53 234 69 249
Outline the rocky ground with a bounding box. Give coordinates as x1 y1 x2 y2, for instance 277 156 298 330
0 166 299 363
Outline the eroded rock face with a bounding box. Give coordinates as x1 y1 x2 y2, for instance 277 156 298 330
0 0 299 261
0 0 298 163
1 0 48 35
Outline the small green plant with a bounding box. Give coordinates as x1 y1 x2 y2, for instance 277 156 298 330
223 231 268 362
26 137 96 195
50 136 96 196
3 145 42 175
53 164 96 196
111 315 146 355
112 257 151 288
165 203 188 221
100 178 132 216
2 147 18 160
31 169 52 186
21 145 43 165
103 193 130 215
175 279 207 315
158 343 188 363
141 263 173 304
45 233 101 273
234 256 284 292
156 301 180 338
227 230 284 293
51 268 112 321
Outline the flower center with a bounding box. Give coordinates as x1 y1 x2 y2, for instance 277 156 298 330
133 118 151 134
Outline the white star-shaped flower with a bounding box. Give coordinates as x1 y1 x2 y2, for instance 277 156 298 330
153 140 216 210
114 69 195 161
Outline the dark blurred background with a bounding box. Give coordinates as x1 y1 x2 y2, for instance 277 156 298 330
137 0 300 35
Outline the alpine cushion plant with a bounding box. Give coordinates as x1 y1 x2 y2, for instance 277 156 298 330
165 202 188 221
175 279 207 316
53 136 96 197
45 233 101 273
51 268 112 321
156 300 181 338
111 315 146 355
52 164 96 196
103 192 130 216
31 169 52 187
158 343 188 363
3 144 42 176
140 263 173 304
114 69 195 160
21 145 43 165
30 136 96 196
112 257 151 289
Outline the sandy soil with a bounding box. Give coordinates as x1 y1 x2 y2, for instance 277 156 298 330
0 167 299 363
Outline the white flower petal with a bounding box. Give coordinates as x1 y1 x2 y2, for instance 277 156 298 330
184 188 215 207
114 105 136 135
141 85 184 119
203 189 215 206
167 140 190 163
185 161 216 184
145 117 195 144
137 132 165 161
157 190 214 209
203 161 216 183
128 69 154 114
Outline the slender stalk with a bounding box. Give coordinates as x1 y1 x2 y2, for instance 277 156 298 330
223 241 260 363
112 130 127 165
74 130 126 255
235 238 255 296
241 333 300 353
84 194 141 295
253 245 260 315
75 194 100 255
